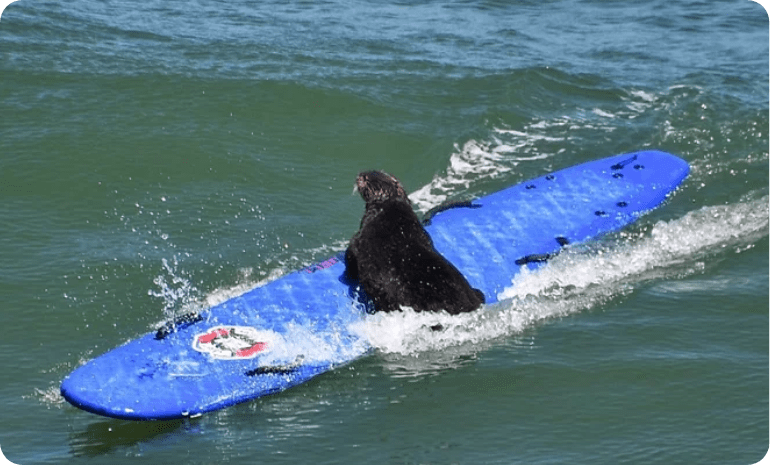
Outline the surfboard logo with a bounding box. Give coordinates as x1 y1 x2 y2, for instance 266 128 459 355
192 326 275 360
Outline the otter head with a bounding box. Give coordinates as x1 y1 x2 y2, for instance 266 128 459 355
355 171 409 204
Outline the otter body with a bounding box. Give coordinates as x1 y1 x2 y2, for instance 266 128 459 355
345 171 484 315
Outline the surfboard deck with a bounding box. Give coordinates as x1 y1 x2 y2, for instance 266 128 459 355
61 150 689 420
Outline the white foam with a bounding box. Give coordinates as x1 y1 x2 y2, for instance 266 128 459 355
501 194 768 301
257 319 369 367
409 138 515 212
409 123 573 212
352 195 768 359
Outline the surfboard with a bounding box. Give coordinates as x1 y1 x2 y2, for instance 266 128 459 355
61 150 689 420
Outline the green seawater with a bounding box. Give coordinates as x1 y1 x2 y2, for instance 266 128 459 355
1 1 768 463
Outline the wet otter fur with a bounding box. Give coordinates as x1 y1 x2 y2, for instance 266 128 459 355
345 171 485 315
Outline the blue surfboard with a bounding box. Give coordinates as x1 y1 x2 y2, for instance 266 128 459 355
61 150 689 420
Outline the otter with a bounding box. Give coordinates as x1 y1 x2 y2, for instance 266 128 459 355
345 170 485 315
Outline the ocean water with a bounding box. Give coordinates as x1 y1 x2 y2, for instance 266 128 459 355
1 0 768 463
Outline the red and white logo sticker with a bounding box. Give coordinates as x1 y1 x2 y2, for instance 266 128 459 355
192 326 276 360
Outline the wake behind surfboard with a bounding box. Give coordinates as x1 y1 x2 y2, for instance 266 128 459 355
61 150 689 420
